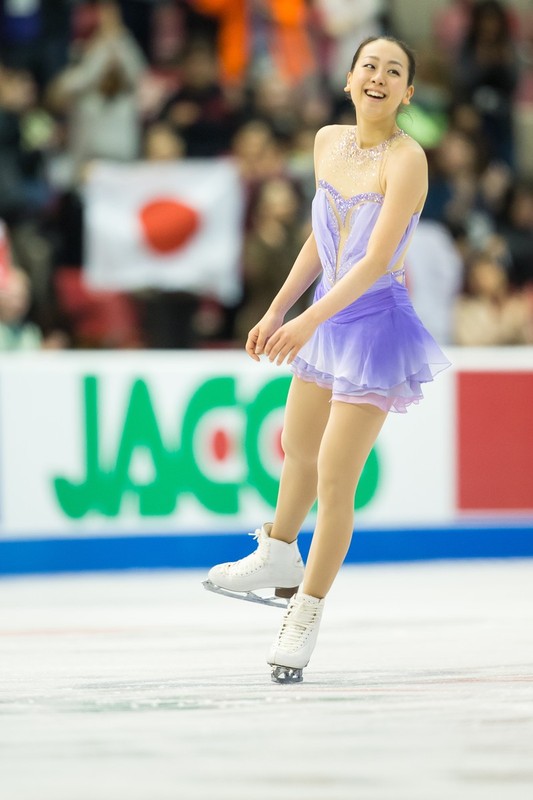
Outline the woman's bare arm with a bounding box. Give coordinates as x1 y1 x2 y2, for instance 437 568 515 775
247 129 329 359
248 232 322 359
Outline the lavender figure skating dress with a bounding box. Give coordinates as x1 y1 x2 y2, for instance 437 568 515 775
290 127 451 413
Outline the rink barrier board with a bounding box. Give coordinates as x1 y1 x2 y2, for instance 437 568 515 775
0 348 532 575
1 524 533 576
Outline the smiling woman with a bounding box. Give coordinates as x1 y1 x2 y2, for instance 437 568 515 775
344 36 415 137
204 36 451 684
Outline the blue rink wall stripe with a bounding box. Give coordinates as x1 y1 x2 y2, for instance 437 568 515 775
0 524 532 575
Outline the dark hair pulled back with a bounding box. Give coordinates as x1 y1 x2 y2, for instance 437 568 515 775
350 36 416 85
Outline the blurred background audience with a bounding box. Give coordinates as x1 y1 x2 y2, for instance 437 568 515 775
0 0 532 352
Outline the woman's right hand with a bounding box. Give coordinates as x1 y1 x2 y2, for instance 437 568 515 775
245 309 285 362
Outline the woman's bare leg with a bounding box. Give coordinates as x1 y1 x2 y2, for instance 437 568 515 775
269 377 332 544
302 401 388 598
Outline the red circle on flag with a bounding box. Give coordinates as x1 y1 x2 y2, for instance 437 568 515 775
139 198 200 254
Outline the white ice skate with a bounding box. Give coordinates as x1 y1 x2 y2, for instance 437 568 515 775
267 590 325 683
202 523 304 608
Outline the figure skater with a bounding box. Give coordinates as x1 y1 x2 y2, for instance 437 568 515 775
204 36 451 683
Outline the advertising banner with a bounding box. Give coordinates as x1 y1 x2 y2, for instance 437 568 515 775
0 349 531 572
0 351 454 537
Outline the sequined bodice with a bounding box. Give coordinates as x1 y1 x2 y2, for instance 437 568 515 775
312 126 420 288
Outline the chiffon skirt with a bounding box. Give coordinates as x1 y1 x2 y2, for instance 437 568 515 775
290 278 451 413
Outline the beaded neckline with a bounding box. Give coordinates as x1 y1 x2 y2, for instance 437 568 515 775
351 126 406 154
323 126 408 181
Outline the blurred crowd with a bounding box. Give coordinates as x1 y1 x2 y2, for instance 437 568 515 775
1 0 533 351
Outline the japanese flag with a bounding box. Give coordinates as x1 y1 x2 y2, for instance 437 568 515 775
83 158 244 304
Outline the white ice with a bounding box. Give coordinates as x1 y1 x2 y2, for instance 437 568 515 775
1 560 533 800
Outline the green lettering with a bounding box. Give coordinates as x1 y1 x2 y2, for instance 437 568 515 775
54 377 179 518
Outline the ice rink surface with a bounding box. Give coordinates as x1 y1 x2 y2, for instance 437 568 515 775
1 559 533 800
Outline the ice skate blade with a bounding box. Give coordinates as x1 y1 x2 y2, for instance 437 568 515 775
202 580 289 609
270 665 303 684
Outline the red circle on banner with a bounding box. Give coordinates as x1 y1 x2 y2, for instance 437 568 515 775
139 198 200 254
211 429 231 462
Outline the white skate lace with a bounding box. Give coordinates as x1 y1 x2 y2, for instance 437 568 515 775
276 599 320 653
222 528 268 576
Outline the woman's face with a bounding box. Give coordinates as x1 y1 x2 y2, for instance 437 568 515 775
346 39 413 120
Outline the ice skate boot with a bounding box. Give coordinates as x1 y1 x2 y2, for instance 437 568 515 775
202 523 304 608
268 590 324 683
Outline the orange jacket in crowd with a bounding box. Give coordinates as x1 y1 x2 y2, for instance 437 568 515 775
190 0 315 85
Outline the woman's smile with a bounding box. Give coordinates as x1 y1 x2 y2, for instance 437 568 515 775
364 88 387 100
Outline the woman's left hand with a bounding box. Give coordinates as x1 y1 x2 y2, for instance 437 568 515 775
263 312 317 366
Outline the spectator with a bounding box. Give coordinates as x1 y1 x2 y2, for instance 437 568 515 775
190 0 317 88
0 0 71 86
0 266 66 350
453 0 519 165
231 119 285 187
433 0 474 57
398 46 453 150
0 267 41 350
251 72 302 142
453 250 533 345
499 181 533 288
47 0 146 186
142 120 186 161
286 125 318 206
424 128 482 233
249 0 317 88
234 176 309 343
477 159 514 224
0 64 58 330
406 220 464 345
133 113 199 349
0 65 49 222
157 40 240 157
117 0 157 60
